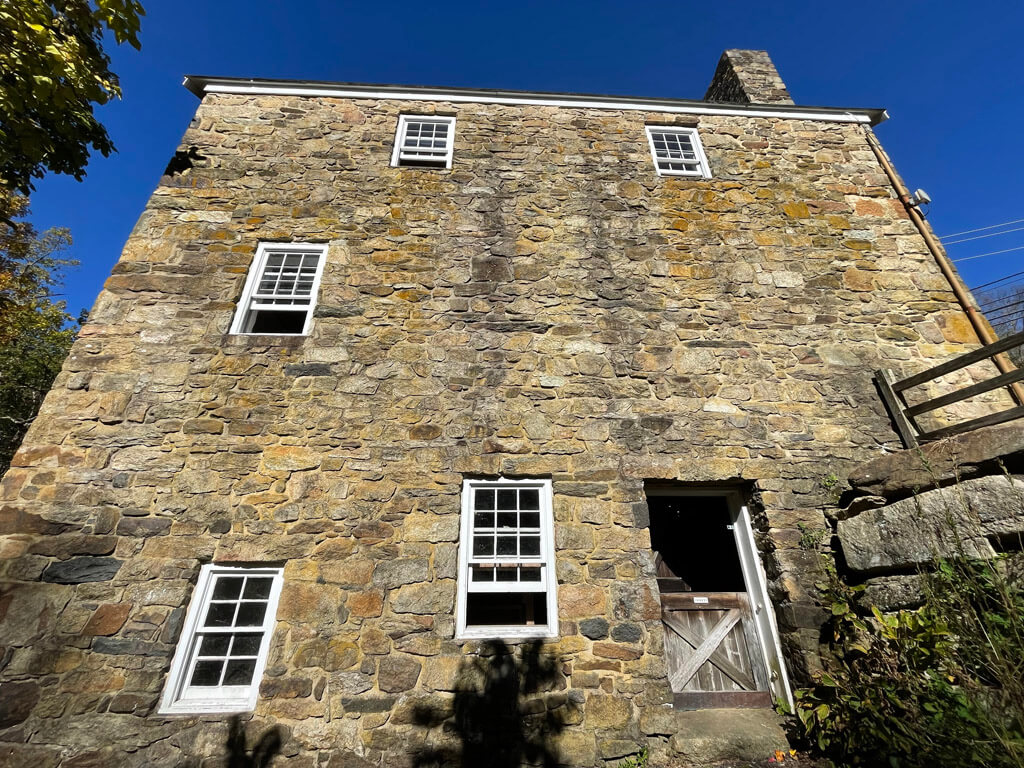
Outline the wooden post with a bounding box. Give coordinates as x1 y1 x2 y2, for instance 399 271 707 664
875 369 919 448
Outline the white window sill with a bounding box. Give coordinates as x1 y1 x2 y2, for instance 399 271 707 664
457 626 558 641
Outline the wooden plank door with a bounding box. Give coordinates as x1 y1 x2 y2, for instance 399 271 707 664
659 585 772 709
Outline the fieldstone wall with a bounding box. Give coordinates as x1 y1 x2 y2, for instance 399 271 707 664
836 421 1024 610
0 85 995 767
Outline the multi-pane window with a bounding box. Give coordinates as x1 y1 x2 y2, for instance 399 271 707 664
457 478 557 639
229 242 327 335
391 115 456 168
645 126 711 178
159 565 283 714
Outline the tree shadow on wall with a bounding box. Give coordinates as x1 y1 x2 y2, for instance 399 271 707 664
176 715 283 768
411 639 573 768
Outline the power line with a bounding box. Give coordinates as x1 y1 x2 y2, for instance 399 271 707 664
979 295 1024 314
986 305 1024 324
971 269 1024 292
944 225 1024 246
938 217 1024 239
952 244 1024 263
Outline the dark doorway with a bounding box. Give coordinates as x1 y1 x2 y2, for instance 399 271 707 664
647 493 745 592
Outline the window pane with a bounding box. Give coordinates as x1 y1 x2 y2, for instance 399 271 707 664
243 578 273 600
198 634 230 656
475 489 494 510
474 511 495 529
521 536 541 556
497 489 516 509
520 567 542 582
223 659 257 686
519 489 539 510
473 536 494 557
231 634 263 656
496 566 518 582
190 660 223 686
497 536 517 556
471 565 493 582
212 577 243 600
235 603 268 627
497 512 517 529
520 511 540 529
204 602 236 628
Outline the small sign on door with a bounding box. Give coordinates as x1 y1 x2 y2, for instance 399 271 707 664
693 596 709 604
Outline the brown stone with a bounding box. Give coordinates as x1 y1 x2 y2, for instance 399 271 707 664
81 604 131 636
585 694 631 729
348 590 384 618
559 584 607 619
378 655 422 693
592 642 642 661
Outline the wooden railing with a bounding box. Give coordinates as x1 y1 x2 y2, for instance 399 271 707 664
876 330 1024 448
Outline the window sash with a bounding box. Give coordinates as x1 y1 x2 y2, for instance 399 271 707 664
456 478 558 638
645 126 711 178
392 115 455 167
159 566 283 714
228 242 327 335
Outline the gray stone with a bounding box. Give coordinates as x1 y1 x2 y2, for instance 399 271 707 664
284 363 333 377
849 420 1024 498
579 618 609 640
373 558 429 589
41 557 123 584
610 623 643 643
838 475 1024 574
0 682 40 728
669 708 790 764
92 638 172 657
860 575 925 611
342 696 395 713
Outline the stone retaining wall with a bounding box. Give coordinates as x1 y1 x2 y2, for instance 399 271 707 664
836 421 1024 610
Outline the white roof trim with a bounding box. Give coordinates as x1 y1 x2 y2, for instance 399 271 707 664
183 77 889 126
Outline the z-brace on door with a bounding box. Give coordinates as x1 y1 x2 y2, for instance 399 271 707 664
646 489 793 710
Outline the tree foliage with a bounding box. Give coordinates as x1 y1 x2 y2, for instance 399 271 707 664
0 191 79 473
0 0 144 193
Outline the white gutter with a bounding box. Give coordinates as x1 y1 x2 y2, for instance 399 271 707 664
183 76 889 126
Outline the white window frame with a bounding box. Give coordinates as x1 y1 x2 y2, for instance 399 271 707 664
158 564 284 715
228 242 328 336
645 125 712 178
391 114 456 169
456 477 558 640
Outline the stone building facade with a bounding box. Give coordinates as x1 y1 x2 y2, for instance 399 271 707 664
0 50 994 766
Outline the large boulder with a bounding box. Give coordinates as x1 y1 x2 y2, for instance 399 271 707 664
838 475 1024 575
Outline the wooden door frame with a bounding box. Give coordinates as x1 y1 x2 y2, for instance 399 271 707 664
645 486 794 710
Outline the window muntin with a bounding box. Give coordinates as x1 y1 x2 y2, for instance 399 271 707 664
456 478 557 639
229 242 327 335
159 565 283 714
391 115 456 168
645 126 711 178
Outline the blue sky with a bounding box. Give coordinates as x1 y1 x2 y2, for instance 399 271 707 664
26 0 1024 316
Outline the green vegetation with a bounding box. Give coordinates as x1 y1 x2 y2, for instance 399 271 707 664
0 191 79 472
795 536 1024 766
0 0 144 193
615 746 648 768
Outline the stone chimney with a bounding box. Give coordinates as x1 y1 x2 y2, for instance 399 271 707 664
704 49 794 105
